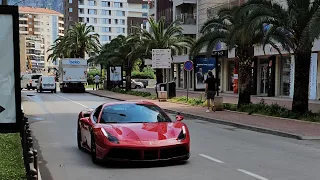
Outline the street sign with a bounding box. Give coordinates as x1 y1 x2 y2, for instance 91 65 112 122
212 50 228 57
184 60 194 71
152 49 172 69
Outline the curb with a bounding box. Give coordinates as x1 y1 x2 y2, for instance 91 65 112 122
86 91 320 140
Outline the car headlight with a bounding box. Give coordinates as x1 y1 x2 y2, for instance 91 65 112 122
101 128 119 144
177 126 187 141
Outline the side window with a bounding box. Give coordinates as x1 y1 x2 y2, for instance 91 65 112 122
93 105 103 122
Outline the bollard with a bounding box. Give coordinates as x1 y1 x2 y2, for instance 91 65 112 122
28 151 34 163
33 150 38 170
28 169 38 180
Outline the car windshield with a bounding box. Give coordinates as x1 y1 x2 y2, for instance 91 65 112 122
99 103 172 123
32 75 42 79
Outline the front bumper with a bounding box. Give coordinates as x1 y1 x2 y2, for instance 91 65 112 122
103 153 190 162
98 144 190 162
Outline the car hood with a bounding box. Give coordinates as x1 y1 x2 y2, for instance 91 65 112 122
99 122 185 142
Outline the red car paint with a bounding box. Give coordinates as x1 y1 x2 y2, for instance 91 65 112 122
77 101 190 163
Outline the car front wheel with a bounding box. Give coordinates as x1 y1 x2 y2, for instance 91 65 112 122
91 134 99 164
77 123 84 150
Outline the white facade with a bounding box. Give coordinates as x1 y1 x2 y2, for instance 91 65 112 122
19 7 64 73
76 0 148 45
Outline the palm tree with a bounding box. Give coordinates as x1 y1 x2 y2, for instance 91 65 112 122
133 17 195 84
91 35 146 91
190 6 266 107
238 0 320 114
47 22 101 62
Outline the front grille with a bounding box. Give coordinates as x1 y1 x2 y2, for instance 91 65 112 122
160 146 188 159
106 146 189 161
107 148 141 160
144 150 158 160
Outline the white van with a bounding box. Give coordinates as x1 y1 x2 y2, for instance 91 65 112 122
37 76 57 93
21 74 43 90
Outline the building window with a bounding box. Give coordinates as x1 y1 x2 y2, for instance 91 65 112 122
142 4 148 9
120 19 125 25
88 0 95 6
88 9 96 15
101 18 107 24
117 27 122 33
227 61 235 91
101 35 109 41
69 0 72 3
280 57 291 96
142 13 148 17
114 19 118 24
102 27 110 32
114 2 123 8
102 1 110 7
69 8 73 12
122 28 125 33
116 10 125 16
101 10 107 15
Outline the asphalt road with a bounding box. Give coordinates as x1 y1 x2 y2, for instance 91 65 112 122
22 90 320 180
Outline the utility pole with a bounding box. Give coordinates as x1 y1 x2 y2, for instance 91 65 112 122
2 0 8 5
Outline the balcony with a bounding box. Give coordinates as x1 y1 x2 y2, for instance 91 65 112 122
175 13 197 34
172 0 196 7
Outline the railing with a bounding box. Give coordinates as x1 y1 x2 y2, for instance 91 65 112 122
20 111 39 180
175 13 197 25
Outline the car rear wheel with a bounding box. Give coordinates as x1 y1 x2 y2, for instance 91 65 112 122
77 123 84 150
91 134 99 164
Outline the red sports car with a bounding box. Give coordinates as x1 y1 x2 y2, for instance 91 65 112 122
77 101 190 164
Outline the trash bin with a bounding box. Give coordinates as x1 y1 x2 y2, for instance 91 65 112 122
169 81 176 98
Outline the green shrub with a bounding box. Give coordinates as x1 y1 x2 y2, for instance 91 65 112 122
110 87 155 98
169 97 320 122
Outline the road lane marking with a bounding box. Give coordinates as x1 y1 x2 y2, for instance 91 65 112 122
237 169 269 180
199 154 224 163
54 94 88 108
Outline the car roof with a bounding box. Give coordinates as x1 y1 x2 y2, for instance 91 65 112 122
102 101 157 107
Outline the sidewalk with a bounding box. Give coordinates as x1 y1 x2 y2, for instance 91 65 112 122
87 90 320 140
135 88 320 113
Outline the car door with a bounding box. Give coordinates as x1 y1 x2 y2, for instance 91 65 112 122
81 105 103 149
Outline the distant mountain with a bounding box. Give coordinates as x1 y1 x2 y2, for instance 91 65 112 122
8 0 63 13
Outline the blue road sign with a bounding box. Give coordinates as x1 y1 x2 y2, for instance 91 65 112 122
184 60 194 71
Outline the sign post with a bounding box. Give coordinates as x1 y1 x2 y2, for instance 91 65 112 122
183 60 194 101
0 6 22 133
152 49 172 99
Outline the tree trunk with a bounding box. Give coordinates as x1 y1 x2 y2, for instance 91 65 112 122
292 52 311 114
237 58 253 107
236 48 254 108
125 68 132 92
156 69 163 84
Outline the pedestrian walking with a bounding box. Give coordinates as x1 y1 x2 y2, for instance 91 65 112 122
94 74 100 90
204 71 217 112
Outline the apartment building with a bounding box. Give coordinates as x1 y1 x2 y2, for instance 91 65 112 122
19 7 64 74
64 0 149 45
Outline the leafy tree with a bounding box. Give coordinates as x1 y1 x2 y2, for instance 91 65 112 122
133 17 195 84
47 23 101 62
239 0 320 114
89 35 147 91
190 6 266 107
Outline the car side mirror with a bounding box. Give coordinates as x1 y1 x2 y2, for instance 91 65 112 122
176 115 184 121
80 118 90 124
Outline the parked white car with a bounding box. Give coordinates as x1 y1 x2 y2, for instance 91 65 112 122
122 79 144 89
21 73 43 90
37 76 57 93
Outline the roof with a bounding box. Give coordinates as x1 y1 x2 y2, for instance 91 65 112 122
19 6 62 15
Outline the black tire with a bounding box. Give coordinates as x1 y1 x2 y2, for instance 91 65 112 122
91 133 99 164
54 89 57 93
77 123 84 150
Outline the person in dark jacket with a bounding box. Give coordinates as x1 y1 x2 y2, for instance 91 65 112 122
204 71 217 112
